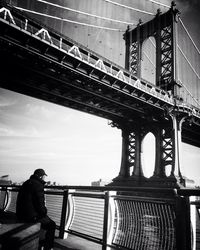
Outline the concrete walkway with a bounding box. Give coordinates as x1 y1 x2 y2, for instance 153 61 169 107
54 234 119 250
54 235 102 250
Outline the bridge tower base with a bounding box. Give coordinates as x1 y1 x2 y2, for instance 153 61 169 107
108 111 186 188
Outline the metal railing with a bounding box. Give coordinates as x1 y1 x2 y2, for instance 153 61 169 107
0 185 200 250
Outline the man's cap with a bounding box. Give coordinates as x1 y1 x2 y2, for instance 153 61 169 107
34 168 47 177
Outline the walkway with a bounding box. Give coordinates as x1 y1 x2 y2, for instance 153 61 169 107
54 234 118 250
54 235 102 250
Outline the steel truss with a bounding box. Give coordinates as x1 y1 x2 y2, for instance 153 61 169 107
0 2 200 187
109 118 185 188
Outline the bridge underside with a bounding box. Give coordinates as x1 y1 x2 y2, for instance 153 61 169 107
0 36 200 149
0 3 200 188
0 3 198 250
0 36 166 125
1 43 199 188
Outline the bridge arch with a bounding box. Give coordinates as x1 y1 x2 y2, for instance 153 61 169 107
124 4 179 95
141 36 156 85
165 164 172 177
141 132 155 178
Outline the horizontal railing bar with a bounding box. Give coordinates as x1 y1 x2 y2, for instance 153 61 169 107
2 185 200 199
44 190 64 196
66 229 103 244
47 185 177 193
2 185 200 196
0 187 19 191
177 188 200 196
113 195 175 204
72 192 105 199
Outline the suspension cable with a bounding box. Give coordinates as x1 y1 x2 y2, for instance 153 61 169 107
143 52 156 68
15 7 125 31
147 0 170 8
149 37 156 47
179 17 200 56
177 45 200 81
104 0 154 15
37 0 135 26
180 81 200 107
14 4 199 107
177 45 200 107
147 16 199 106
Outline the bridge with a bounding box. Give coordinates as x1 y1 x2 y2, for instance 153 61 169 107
0 0 200 249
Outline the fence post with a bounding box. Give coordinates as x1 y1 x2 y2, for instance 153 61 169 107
176 196 192 250
184 196 192 250
102 191 110 250
0 186 8 211
59 189 69 239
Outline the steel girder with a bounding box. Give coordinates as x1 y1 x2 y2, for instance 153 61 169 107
0 4 174 126
0 3 200 151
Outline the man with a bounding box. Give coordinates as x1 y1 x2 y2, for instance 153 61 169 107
16 169 56 250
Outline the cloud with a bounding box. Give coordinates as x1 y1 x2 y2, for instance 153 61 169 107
0 94 16 107
0 126 16 137
0 120 42 137
25 103 57 119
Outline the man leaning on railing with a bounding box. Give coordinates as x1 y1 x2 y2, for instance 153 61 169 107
16 169 56 250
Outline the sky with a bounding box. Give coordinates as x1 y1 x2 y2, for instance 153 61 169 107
0 88 122 185
176 0 200 49
0 0 200 186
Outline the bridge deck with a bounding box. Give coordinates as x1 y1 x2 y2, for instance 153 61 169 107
1 2 200 147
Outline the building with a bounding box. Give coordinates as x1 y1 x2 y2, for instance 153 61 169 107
0 175 12 185
91 179 110 186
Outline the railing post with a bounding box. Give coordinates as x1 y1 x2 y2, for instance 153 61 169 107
0 186 8 211
190 196 197 250
176 196 192 250
102 191 110 250
59 189 69 239
4 187 8 211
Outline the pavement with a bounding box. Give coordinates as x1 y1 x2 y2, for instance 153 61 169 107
54 235 102 250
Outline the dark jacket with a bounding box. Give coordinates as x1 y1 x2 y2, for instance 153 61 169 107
16 174 47 222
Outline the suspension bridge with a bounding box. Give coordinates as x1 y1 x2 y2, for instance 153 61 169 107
0 0 200 249
0 0 200 187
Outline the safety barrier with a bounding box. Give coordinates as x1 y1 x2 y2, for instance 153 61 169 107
0 185 200 249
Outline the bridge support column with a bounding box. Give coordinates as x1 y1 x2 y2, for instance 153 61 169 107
109 122 146 186
117 129 133 179
171 112 186 186
150 118 185 187
109 115 185 188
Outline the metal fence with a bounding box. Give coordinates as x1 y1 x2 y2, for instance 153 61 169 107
0 185 200 250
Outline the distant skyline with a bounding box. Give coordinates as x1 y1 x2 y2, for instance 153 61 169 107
0 0 200 186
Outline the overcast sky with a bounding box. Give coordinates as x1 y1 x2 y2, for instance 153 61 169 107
0 88 121 185
0 0 200 185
